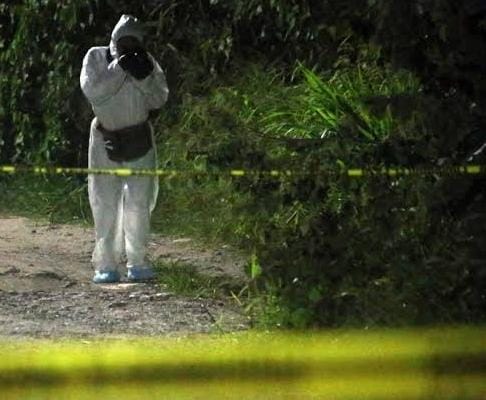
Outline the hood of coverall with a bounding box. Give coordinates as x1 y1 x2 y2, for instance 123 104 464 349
109 14 145 59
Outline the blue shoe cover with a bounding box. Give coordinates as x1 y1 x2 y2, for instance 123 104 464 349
127 266 155 281
93 270 120 284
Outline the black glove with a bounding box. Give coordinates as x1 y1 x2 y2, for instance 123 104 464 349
118 49 154 80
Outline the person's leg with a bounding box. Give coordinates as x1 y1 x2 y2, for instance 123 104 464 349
89 173 124 271
88 119 124 282
121 136 158 281
123 174 154 273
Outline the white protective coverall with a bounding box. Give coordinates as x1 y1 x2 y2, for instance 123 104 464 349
80 15 169 272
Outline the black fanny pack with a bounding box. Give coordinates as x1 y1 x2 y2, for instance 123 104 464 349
97 120 152 162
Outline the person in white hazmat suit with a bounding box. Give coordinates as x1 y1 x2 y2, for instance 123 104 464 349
80 15 169 283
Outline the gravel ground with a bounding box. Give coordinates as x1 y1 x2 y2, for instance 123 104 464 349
0 216 249 338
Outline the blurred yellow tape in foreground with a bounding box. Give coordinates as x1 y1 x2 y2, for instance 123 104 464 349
0 327 484 399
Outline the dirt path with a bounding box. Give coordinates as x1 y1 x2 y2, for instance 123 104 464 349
0 216 249 338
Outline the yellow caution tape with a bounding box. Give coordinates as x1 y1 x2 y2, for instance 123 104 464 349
347 168 363 177
1 164 485 178
0 328 484 399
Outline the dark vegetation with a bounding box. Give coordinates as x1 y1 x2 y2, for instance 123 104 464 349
1 0 485 328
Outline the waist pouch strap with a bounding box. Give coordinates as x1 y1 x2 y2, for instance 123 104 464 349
98 121 152 162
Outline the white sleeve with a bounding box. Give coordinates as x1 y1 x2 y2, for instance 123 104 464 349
132 55 169 110
79 48 127 107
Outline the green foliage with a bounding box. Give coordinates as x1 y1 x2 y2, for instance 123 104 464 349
259 64 420 141
0 174 90 224
160 61 485 328
374 0 486 119
0 2 101 164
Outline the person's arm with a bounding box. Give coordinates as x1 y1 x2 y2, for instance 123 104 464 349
79 48 127 106
131 54 169 111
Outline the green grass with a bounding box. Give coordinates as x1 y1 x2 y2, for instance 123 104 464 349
0 174 91 224
153 175 247 246
154 260 246 300
258 64 420 141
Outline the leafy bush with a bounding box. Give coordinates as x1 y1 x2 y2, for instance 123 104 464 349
0 1 113 164
163 62 485 328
